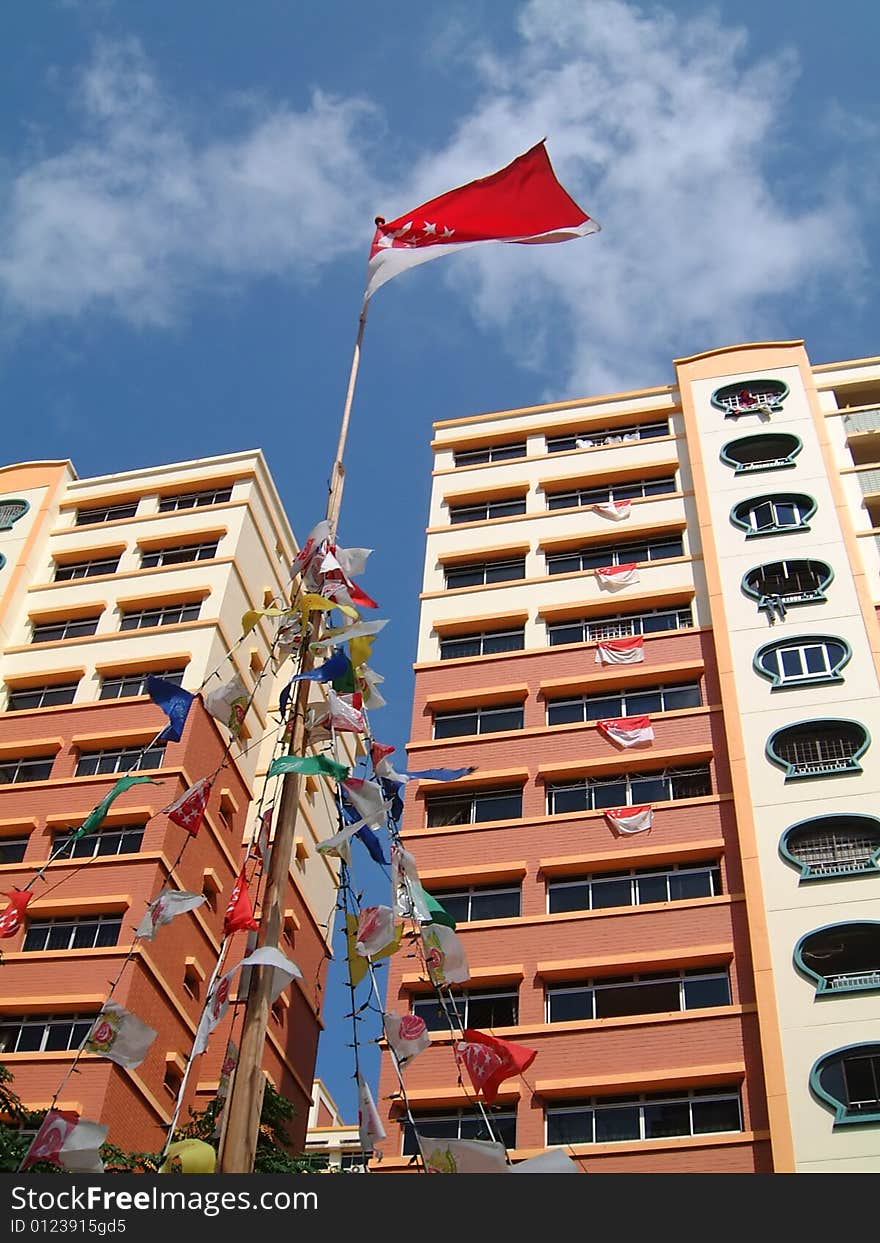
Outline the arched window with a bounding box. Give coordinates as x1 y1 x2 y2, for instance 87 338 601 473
0 499 29 531
795 922 880 994
754 635 850 688
742 559 832 620
810 1043 880 1126
720 433 802 475
730 493 815 538
766 719 869 780
711 379 788 418
780 814 880 880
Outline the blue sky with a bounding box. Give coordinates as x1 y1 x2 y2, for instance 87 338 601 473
2 0 878 1129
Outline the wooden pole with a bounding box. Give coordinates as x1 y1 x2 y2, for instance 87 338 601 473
219 300 369 1172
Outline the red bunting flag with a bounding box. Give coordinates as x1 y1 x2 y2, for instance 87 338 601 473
0 889 32 938
224 867 259 936
163 777 213 837
458 1029 537 1104
20 1110 80 1170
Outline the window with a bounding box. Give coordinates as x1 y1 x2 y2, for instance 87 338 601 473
439 627 525 660
755 636 849 688
449 497 527 524
0 836 30 864
546 966 730 1022
811 1043 880 1125
339 1150 371 1171
546 475 677 511
547 681 701 726
547 766 711 814
163 1064 184 1097
711 378 788 417
119 601 201 630
100 668 185 699
731 493 815 537
54 555 120 581
781 815 880 881
75 743 166 776
31 616 100 644
425 787 523 827
434 702 524 739
548 860 722 913
429 884 521 923
767 720 867 780
720 433 802 475
158 487 233 512
0 1013 98 1054
796 923 880 995
742 559 832 615
55 823 145 859
23 914 123 952
453 442 527 467
548 605 694 646
0 499 29 530
140 541 218 568
444 557 526 590
0 755 55 784
546 535 683 576
402 1108 517 1155
75 502 137 526
546 1087 742 1146
546 420 669 454
7 682 79 710
412 986 518 1031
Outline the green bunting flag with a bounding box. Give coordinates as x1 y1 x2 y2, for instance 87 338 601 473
73 774 160 840
422 889 456 929
268 754 350 781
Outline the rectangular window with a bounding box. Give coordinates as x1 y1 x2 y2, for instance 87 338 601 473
0 836 30 863
0 1014 99 1054
425 787 523 827
547 861 722 913
453 443 527 467
843 1053 880 1111
100 669 185 700
0 755 55 784
140 542 218 568
444 558 526 590
546 1088 741 1146
23 915 123 953
119 601 201 630
548 606 693 646
430 885 521 923
55 824 145 859
54 556 120 582
439 628 525 660
546 420 670 454
434 703 524 739
75 503 138 527
546 766 711 815
157 487 233 512
547 475 677 510
547 682 702 726
412 986 519 1032
402 1109 517 1155
75 743 166 776
7 682 79 711
546 968 730 1023
31 617 100 644
546 535 684 576
449 497 527 524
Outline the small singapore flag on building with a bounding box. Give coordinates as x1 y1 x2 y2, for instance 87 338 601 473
592 499 632 521
365 141 600 299
596 715 655 748
595 562 640 589
605 805 654 835
595 635 645 664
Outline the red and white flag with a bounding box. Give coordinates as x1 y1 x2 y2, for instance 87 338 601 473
458 1029 537 1104
592 500 631 521
0 889 32 938
595 635 645 665
604 804 653 835
597 715 655 748
365 141 599 299
383 1011 431 1067
224 867 259 936
21 1110 78 1170
136 889 205 941
595 562 640 589
355 905 397 957
84 1001 156 1069
162 777 213 836
21 1110 108 1173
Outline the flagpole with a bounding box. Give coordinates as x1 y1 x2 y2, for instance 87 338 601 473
219 297 370 1173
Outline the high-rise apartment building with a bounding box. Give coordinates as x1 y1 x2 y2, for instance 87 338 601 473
378 340 880 1173
0 451 340 1156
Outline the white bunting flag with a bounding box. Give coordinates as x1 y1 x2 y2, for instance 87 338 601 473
422 922 469 985
136 889 206 941
357 1074 386 1151
420 1137 509 1174
592 500 631 521
85 1001 157 1069
355 905 398 957
511 1149 581 1173
203 674 249 737
604 804 654 835
595 635 645 664
595 562 640 590
341 778 392 827
383 1011 431 1067
596 715 655 748
57 1119 109 1173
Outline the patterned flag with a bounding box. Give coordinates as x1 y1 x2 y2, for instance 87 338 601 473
21 1110 79 1170
357 1074 386 1150
308 690 365 737
595 635 645 664
74 774 159 840
290 519 331 584
146 675 194 742
605 804 653 834
592 499 632 521
345 913 401 987
355 905 398 957
422 922 469 985
85 1001 157 1069
136 889 205 941
193 971 233 1056
224 867 259 936
420 1137 509 1174
458 1029 537 1104
268 753 349 780
319 549 379 610
256 805 273 871
341 778 391 827
383 1011 431 1067
0 889 32 938
365 140 599 299
203 674 249 738
596 715 655 748
162 777 213 836
595 563 640 589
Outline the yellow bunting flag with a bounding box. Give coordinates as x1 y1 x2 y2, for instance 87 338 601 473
159 1138 216 1174
348 634 374 670
241 607 293 636
345 913 402 987
300 593 357 621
